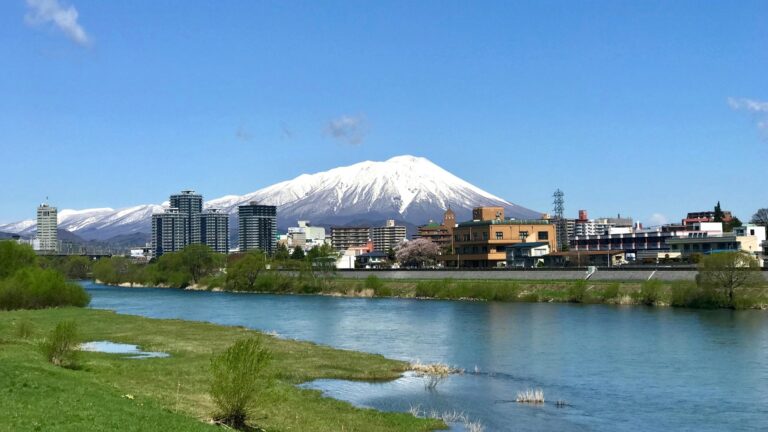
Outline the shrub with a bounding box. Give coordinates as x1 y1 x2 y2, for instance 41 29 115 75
40 320 80 368
373 284 393 297
567 281 588 303
0 268 90 310
637 280 663 305
364 275 384 291
600 283 620 302
0 241 38 279
210 337 272 429
697 251 762 307
16 320 35 339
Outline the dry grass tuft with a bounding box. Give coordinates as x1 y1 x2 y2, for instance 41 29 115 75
515 388 545 404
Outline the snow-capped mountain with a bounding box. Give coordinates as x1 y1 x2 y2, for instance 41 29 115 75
0 155 541 243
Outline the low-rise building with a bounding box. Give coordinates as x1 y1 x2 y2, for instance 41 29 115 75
439 207 557 268
505 242 550 268
666 223 764 260
544 250 627 267
356 251 390 269
335 242 373 269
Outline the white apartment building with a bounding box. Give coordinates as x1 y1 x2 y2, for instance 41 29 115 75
287 220 327 250
35 203 58 254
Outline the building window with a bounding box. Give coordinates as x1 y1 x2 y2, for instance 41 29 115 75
537 231 549 240
495 232 503 240
483 232 489 240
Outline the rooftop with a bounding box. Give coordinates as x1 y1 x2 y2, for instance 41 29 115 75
458 219 550 227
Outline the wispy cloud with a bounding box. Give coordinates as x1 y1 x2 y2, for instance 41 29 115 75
647 213 669 227
25 0 90 46
728 97 768 133
326 115 368 145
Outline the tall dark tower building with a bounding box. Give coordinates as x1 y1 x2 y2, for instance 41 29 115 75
201 209 229 254
238 202 277 254
151 208 188 257
170 190 203 245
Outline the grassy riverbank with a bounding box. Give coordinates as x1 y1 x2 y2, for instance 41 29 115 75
0 308 443 432
195 276 768 310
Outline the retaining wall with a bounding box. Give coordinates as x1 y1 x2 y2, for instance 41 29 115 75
334 269 768 282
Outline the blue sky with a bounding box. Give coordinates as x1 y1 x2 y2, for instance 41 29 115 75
1 0 766 225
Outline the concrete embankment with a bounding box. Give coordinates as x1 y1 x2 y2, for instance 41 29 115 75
333 269 768 282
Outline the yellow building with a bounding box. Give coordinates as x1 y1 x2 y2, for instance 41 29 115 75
440 207 556 268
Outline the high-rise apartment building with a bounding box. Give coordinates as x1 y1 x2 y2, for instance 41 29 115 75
201 209 229 254
36 203 58 254
170 190 203 245
151 208 188 257
238 202 277 253
371 219 407 251
331 226 371 250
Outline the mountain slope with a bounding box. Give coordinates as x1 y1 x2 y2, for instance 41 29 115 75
0 155 542 242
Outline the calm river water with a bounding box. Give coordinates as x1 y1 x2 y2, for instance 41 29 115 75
83 281 768 431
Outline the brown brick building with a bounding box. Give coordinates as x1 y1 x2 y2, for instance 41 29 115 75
414 208 456 252
439 207 556 268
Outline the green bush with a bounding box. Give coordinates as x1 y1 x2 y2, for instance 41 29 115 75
600 283 620 301
637 280 663 306
210 337 272 429
567 281 588 303
373 284 393 297
16 320 35 339
364 275 384 291
0 268 90 310
0 241 38 279
40 320 80 368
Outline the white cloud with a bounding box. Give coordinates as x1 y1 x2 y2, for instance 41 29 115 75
25 0 90 46
728 97 768 133
326 115 368 145
646 213 669 227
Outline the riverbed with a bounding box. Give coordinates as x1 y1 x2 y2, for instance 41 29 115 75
83 281 768 431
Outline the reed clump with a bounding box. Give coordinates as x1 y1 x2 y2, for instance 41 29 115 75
515 388 545 404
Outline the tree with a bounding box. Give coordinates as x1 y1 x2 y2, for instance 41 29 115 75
723 217 742 233
697 251 762 307
227 251 268 291
290 246 305 260
273 243 290 261
751 208 768 226
0 241 37 279
395 238 440 268
179 244 222 284
713 201 724 222
306 244 338 262
64 256 91 280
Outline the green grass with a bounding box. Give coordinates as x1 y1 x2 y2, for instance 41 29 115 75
0 308 443 432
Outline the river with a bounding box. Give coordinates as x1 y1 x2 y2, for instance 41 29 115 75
83 281 768 431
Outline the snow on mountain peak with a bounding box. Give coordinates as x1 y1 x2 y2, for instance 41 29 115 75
0 155 540 241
